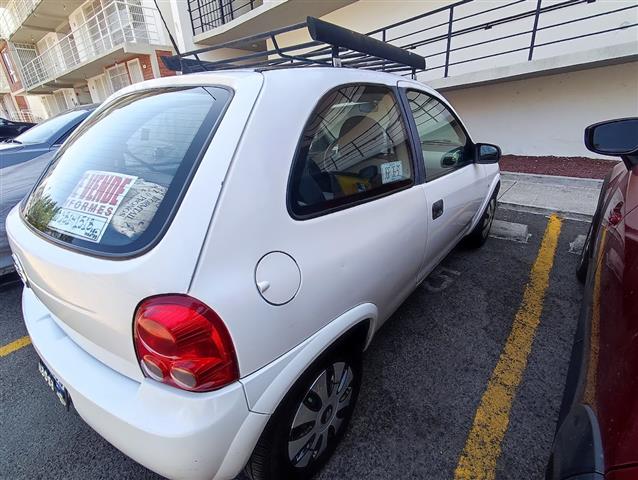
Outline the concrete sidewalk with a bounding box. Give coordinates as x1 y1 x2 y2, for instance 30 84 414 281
498 172 602 221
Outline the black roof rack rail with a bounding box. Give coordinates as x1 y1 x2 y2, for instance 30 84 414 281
161 17 426 77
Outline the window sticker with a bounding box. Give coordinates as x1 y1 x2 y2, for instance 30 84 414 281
48 170 137 242
111 180 167 238
380 161 404 184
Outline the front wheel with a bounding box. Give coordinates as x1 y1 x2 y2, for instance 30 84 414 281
465 195 497 248
245 349 362 480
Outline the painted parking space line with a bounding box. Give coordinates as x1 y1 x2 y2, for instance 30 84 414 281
0 336 31 357
454 214 563 480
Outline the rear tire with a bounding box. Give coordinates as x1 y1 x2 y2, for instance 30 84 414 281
465 194 497 248
244 347 362 480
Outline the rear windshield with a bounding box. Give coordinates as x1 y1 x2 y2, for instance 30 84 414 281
22 86 231 255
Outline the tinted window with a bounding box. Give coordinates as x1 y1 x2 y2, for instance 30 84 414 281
14 110 87 144
406 90 469 181
23 86 231 255
289 84 413 217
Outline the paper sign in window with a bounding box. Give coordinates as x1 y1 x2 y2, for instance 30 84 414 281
48 170 137 242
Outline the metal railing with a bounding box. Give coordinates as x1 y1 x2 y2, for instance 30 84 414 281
189 0 260 36
17 1 164 91
0 109 41 122
13 109 41 122
367 0 638 80
0 0 40 40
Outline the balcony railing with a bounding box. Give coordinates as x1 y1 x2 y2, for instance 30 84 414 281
18 1 164 91
0 0 40 40
367 0 638 80
12 109 41 122
188 0 260 36
0 107 41 122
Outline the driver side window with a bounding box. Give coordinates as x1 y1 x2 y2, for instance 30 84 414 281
406 90 469 182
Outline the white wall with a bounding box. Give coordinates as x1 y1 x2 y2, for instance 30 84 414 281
272 0 453 47
24 95 49 121
271 0 637 83
442 61 638 159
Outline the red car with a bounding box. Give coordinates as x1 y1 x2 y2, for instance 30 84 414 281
547 117 638 480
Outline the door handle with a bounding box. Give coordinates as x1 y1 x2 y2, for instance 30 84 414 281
432 199 444 219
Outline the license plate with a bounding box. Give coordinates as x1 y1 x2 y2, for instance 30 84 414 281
38 360 70 409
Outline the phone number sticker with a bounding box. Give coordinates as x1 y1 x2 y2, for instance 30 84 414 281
380 161 404 184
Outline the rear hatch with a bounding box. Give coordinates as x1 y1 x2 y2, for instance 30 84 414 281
7 74 263 380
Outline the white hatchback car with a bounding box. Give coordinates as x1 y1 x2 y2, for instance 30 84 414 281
8 66 500 480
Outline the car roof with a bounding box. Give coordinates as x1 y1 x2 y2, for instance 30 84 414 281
112 67 437 100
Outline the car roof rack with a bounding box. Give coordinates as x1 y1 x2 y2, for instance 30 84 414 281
161 16 426 78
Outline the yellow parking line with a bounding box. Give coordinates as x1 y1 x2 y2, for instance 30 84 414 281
454 214 563 480
0 336 31 357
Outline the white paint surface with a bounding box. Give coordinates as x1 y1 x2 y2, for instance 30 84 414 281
444 62 638 158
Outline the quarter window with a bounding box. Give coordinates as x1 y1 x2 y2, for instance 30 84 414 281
289 84 414 217
406 90 470 182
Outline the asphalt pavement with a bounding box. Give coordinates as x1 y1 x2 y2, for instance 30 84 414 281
0 209 586 480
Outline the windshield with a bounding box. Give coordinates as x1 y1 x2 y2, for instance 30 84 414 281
22 86 231 255
14 110 87 144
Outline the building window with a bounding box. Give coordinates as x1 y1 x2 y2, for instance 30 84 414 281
106 64 130 92
1 49 18 84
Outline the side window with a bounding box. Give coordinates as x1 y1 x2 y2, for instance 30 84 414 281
289 84 414 217
406 90 470 182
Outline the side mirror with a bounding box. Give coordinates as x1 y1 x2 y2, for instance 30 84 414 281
441 149 461 168
476 143 501 164
584 118 638 157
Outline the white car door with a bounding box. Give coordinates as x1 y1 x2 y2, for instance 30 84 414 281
399 85 487 282
283 83 428 326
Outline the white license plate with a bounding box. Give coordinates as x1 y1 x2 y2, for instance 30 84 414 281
38 360 70 409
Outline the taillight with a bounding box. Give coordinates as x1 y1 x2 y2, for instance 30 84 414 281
133 295 238 392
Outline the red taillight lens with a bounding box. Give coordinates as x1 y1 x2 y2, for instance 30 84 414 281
133 295 238 392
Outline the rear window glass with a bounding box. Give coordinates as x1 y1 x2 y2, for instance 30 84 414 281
22 86 231 255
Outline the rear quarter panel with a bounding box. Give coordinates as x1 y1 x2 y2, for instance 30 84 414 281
189 70 429 377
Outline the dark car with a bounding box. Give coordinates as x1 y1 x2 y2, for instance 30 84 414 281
547 118 638 480
0 151 55 274
0 103 98 169
0 103 98 274
0 116 34 141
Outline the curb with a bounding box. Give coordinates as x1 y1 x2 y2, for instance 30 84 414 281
500 172 604 189
498 201 592 222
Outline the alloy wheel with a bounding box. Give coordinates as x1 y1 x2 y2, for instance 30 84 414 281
287 361 355 468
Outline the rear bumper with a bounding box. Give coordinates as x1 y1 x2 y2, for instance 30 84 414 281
23 287 268 480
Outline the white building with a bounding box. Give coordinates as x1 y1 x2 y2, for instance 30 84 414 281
1 0 636 158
